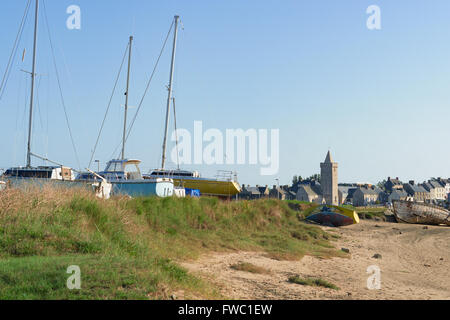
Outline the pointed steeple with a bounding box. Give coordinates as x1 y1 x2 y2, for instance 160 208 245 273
324 151 333 163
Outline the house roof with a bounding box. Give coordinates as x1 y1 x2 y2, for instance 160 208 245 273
242 186 261 195
338 186 353 194
357 187 379 196
429 180 444 189
404 183 428 194
299 185 322 197
387 178 402 186
391 189 408 197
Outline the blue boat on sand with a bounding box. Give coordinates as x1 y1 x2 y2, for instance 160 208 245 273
306 206 356 228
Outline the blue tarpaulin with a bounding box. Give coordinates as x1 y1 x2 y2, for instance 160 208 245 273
185 188 201 197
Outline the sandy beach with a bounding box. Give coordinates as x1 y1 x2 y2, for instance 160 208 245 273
182 221 450 300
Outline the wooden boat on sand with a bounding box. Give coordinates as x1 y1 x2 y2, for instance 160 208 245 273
393 201 450 226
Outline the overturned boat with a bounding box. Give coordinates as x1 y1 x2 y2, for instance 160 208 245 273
306 206 359 227
393 201 450 226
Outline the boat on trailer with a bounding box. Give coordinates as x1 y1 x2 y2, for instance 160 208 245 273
393 200 450 226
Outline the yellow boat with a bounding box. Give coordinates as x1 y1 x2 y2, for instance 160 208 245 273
329 205 360 224
145 169 241 197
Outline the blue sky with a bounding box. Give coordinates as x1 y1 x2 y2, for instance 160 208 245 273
1 0 450 186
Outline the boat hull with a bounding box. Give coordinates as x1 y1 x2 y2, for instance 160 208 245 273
172 178 241 197
393 201 450 226
3 177 89 190
111 180 173 198
1 177 172 198
329 205 360 224
306 212 355 227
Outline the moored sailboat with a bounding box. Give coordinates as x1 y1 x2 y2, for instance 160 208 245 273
78 159 173 198
148 15 241 198
1 0 95 192
77 36 174 198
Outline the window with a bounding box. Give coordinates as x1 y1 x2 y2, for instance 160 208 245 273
105 162 123 172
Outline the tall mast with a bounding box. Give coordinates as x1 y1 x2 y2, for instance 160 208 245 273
161 15 179 169
26 0 39 168
121 35 133 160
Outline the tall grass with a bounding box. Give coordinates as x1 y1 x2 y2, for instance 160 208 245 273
0 186 341 299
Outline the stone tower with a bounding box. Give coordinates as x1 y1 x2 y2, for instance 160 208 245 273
321 151 339 206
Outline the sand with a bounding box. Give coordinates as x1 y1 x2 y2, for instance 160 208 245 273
181 221 450 300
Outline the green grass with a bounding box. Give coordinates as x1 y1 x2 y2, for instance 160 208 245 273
288 275 340 290
0 186 342 299
230 262 270 275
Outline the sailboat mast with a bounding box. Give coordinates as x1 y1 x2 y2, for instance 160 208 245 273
26 0 39 168
161 15 179 170
122 35 133 160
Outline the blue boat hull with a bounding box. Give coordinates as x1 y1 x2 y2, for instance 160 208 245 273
111 180 174 197
3 177 174 198
306 212 354 228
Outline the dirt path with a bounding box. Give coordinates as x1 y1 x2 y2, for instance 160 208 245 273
181 221 450 300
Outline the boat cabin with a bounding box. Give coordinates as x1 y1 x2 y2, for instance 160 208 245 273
78 159 144 181
147 169 201 179
3 166 75 181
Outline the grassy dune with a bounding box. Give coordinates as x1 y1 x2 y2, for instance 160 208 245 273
0 186 342 300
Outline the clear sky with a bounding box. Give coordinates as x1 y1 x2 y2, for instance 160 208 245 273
1 0 450 186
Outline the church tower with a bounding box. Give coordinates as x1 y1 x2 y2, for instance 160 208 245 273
321 151 339 206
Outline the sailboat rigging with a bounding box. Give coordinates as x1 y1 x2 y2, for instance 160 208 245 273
76 34 174 198
1 0 111 199
2 0 78 182
145 15 242 198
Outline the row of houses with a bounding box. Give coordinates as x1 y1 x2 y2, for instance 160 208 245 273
294 181 383 207
239 177 450 207
308 178 450 207
238 185 297 201
384 177 450 203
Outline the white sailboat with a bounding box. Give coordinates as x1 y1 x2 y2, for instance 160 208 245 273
144 16 241 198
2 0 78 183
76 36 174 198
1 0 111 198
